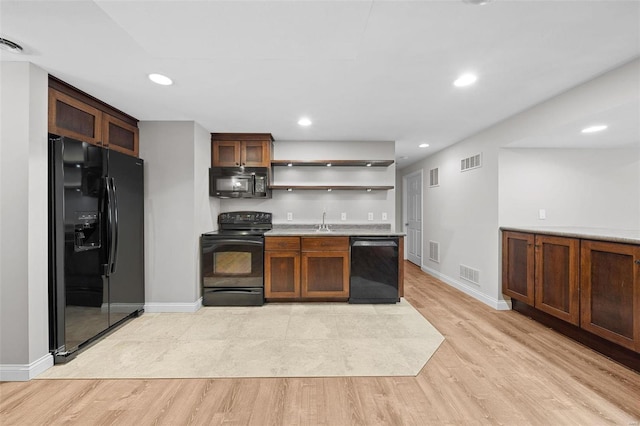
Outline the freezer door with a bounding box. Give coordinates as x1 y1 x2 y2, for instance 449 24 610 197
49 136 110 356
106 149 144 326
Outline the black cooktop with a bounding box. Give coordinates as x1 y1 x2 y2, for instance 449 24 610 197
203 211 272 237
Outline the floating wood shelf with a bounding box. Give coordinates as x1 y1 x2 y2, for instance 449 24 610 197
271 160 394 167
270 185 394 191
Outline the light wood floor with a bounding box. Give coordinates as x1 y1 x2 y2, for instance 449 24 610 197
2 261 639 425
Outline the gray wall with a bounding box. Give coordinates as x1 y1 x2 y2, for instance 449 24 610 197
222 140 396 227
0 62 51 378
499 148 640 229
139 121 218 311
399 58 640 309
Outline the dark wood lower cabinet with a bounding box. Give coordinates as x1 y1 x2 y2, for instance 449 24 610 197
301 251 349 298
265 251 300 298
580 240 640 351
502 232 534 304
264 236 350 301
502 230 640 369
534 235 580 325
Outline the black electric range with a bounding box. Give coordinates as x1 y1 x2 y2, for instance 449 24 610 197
200 211 272 306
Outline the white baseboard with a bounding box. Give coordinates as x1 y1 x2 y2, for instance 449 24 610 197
0 353 53 381
421 265 512 311
144 298 202 313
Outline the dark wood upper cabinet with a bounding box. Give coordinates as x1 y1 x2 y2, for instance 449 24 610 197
48 76 140 157
49 87 103 146
534 235 580 325
580 240 640 351
103 114 139 157
502 231 535 305
211 133 273 167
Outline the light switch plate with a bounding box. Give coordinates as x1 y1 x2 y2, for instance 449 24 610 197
341 212 347 221
382 212 388 220
368 212 374 221
538 209 546 220
287 212 293 221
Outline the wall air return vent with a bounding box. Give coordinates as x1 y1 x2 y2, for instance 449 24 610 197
428 241 440 263
460 153 482 172
429 168 439 187
460 264 480 285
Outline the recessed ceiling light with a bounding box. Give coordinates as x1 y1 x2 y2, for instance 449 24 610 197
0 37 23 53
298 117 312 126
453 73 477 87
148 73 173 86
400 156 409 160
419 143 430 148
581 125 608 134
463 0 492 5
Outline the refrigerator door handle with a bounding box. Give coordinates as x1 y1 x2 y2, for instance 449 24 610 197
104 177 113 276
110 177 119 274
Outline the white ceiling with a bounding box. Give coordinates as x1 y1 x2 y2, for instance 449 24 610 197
1 0 639 167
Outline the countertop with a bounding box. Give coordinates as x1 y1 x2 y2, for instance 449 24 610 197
266 224 405 237
500 226 640 245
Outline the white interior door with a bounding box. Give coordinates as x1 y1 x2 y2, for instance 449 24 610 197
405 172 422 266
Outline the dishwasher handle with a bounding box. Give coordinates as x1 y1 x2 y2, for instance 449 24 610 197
352 240 398 247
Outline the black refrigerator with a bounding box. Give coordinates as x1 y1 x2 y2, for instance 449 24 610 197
48 135 144 364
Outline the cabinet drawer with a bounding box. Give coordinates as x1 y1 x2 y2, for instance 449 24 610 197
302 237 349 252
265 237 300 251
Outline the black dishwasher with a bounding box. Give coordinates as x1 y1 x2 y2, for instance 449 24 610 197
349 237 399 304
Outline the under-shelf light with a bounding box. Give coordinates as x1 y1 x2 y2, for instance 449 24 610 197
366 162 372 167
366 188 372 192
327 188 332 192
287 163 293 167
326 163 332 167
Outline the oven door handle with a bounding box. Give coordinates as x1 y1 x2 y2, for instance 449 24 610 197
203 239 264 248
205 289 263 294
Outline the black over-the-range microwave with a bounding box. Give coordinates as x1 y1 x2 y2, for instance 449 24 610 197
209 167 271 199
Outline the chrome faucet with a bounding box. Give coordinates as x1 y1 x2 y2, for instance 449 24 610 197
318 211 330 231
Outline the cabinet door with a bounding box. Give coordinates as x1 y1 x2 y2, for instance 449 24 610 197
241 141 270 167
48 88 102 145
265 251 300 299
212 141 241 167
580 240 640 351
502 231 534 305
534 235 580 325
301 251 349 298
103 114 139 157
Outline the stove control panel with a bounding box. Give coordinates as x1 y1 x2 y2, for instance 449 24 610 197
218 211 272 225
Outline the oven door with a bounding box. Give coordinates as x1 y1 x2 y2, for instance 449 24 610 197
201 236 264 289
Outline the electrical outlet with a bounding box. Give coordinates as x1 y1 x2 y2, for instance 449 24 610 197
287 212 293 221
341 212 347 221
382 212 388 221
368 212 374 221
538 209 546 220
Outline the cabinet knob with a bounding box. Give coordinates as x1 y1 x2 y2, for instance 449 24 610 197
635 259 640 265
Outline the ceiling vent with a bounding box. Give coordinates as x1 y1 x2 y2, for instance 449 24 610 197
429 168 439 187
428 241 440 263
460 264 480 285
461 153 482 172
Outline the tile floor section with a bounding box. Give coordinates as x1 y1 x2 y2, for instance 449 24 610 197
37 299 444 379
